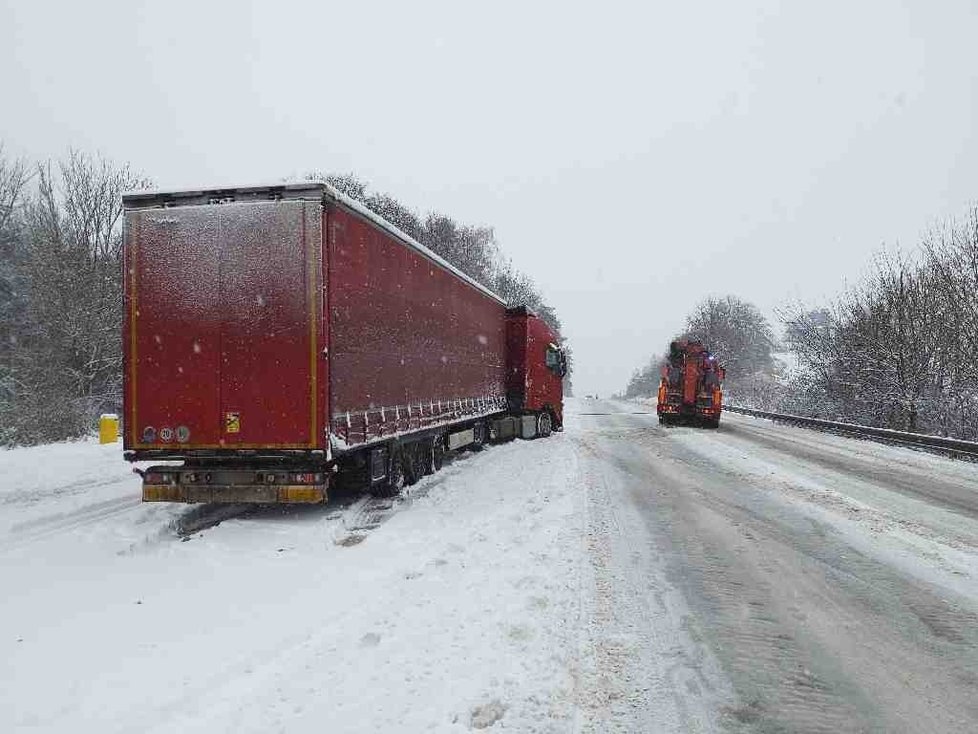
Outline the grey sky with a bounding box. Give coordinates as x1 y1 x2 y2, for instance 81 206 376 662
2 0 976 396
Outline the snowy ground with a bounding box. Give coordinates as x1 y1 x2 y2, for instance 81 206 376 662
3 398 978 732
1 430 587 733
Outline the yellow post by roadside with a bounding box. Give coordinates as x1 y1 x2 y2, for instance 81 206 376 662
99 413 119 444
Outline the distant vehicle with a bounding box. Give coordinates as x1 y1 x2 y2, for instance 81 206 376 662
656 339 724 428
122 182 566 503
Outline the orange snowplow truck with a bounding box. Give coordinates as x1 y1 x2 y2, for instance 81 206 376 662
657 339 724 428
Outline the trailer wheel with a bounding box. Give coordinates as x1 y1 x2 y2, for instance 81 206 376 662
432 438 445 471
537 411 553 438
372 447 406 497
421 439 436 476
403 444 423 486
470 421 487 451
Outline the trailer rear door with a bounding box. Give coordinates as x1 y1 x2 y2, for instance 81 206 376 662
126 200 322 450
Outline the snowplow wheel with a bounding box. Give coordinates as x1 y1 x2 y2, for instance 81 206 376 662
537 411 553 438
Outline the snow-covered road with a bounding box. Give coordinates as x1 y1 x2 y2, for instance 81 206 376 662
2 399 978 732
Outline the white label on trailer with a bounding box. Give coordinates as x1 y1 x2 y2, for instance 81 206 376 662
448 428 475 451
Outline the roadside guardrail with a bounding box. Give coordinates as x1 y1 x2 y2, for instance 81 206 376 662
724 404 978 461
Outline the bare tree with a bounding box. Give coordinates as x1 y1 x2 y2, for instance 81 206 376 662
780 208 978 438
684 295 775 376
7 151 149 443
0 145 30 444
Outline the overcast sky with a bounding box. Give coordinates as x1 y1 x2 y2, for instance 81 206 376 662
3 0 977 396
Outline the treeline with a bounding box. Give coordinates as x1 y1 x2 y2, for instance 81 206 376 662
0 146 568 446
624 205 978 441
0 149 147 445
782 209 978 438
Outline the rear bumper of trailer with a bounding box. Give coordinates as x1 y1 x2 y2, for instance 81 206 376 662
138 465 328 504
143 484 326 504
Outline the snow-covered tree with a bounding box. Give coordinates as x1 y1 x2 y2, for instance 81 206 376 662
780 208 978 438
1 149 149 444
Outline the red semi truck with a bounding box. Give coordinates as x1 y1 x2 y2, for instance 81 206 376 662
656 339 724 427
122 182 565 503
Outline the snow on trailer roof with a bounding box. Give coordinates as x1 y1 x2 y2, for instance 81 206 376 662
122 181 507 305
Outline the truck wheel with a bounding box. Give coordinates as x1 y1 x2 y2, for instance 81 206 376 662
537 411 553 438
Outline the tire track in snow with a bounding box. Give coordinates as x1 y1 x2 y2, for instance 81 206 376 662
2 494 142 551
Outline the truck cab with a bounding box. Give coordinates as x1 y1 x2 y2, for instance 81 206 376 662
506 306 565 436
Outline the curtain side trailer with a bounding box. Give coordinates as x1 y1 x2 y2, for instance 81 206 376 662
122 182 566 503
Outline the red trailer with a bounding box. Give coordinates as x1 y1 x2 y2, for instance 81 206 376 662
122 183 564 503
656 339 723 427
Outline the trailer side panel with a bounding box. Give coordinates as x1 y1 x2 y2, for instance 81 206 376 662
327 206 507 448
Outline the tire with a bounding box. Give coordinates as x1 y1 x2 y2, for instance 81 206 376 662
402 444 422 486
371 447 406 497
432 437 445 471
470 422 487 451
537 411 553 438
422 439 436 476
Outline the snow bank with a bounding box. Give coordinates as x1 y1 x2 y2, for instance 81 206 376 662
0 433 584 733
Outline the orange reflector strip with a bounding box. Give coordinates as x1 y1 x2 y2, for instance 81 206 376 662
143 485 185 502
278 486 326 503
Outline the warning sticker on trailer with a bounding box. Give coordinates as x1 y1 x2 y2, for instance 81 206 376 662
225 412 240 434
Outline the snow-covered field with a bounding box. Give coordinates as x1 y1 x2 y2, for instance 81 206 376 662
1 427 585 732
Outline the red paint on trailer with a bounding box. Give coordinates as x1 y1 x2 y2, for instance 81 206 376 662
124 201 321 450
326 205 509 447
